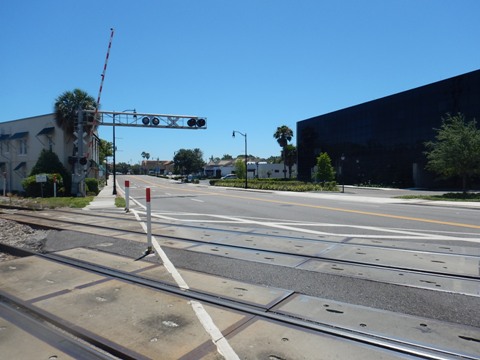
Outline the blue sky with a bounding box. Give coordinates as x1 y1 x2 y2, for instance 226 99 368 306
1 1 480 164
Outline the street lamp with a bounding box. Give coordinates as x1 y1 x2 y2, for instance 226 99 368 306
341 154 345 193
232 130 247 189
112 109 136 195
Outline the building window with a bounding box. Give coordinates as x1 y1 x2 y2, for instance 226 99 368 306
18 139 27 155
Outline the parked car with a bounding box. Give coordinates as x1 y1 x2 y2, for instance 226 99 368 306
221 174 238 179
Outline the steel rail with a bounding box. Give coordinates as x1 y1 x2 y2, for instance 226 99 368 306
1 208 480 280
4 206 479 259
1 209 479 282
0 299 121 360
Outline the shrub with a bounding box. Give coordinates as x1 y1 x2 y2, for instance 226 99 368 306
30 149 71 196
211 178 338 192
22 173 64 197
85 178 99 195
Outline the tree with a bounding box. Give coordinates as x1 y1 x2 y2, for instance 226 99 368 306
234 158 246 179
222 154 233 160
99 139 113 165
425 113 480 191
141 151 151 161
140 151 151 174
273 125 294 178
282 144 297 179
266 155 282 164
173 148 205 175
313 152 335 183
54 89 97 138
29 149 71 195
115 162 130 174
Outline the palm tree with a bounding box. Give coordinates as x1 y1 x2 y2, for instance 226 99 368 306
273 125 294 179
54 89 97 138
282 144 297 179
141 151 150 174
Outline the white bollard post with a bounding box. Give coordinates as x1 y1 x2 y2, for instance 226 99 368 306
125 180 130 212
146 187 152 253
53 175 57 198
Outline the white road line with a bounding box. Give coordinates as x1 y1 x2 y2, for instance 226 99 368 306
171 212 470 241
132 209 479 242
191 198 204 203
151 213 179 221
189 300 240 360
130 209 239 359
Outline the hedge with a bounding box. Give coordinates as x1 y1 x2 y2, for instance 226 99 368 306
210 179 338 192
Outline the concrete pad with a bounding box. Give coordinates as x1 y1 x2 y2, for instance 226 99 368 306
139 266 293 308
0 257 105 301
274 294 480 359
190 244 308 267
298 259 480 296
56 248 155 273
0 315 75 359
211 233 332 256
34 279 248 359
158 225 215 245
351 238 480 256
322 245 480 276
224 318 408 359
156 236 198 249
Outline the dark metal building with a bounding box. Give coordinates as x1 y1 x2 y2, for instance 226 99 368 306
297 69 480 189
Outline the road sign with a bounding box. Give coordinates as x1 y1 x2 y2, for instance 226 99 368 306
35 174 47 183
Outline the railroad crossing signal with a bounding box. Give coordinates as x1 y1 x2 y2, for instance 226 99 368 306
84 110 207 129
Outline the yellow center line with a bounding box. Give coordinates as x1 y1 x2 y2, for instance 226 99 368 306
129 177 480 230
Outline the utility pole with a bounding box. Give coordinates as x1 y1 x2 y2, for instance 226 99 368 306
232 131 247 189
72 107 87 197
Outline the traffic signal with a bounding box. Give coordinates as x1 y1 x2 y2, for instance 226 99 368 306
79 157 88 166
187 118 207 128
68 156 77 165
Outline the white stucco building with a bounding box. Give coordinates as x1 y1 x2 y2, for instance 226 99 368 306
204 160 297 179
0 113 99 194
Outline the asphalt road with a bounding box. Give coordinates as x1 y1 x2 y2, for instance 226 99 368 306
120 175 480 235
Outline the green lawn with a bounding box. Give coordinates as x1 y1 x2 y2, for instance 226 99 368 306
396 192 480 202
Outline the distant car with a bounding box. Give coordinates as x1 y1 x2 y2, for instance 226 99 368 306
221 174 237 180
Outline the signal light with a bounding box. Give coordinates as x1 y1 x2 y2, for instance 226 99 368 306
151 117 160 126
85 113 96 124
142 117 150 125
79 157 87 166
68 156 77 165
187 118 207 128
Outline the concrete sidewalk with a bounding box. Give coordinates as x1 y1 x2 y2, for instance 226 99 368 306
83 177 120 211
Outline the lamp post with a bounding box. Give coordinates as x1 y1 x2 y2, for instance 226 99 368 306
112 109 136 195
232 130 247 189
341 154 345 193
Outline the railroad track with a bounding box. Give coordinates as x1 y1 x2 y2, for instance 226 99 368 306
2 208 479 285
1 243 479 360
